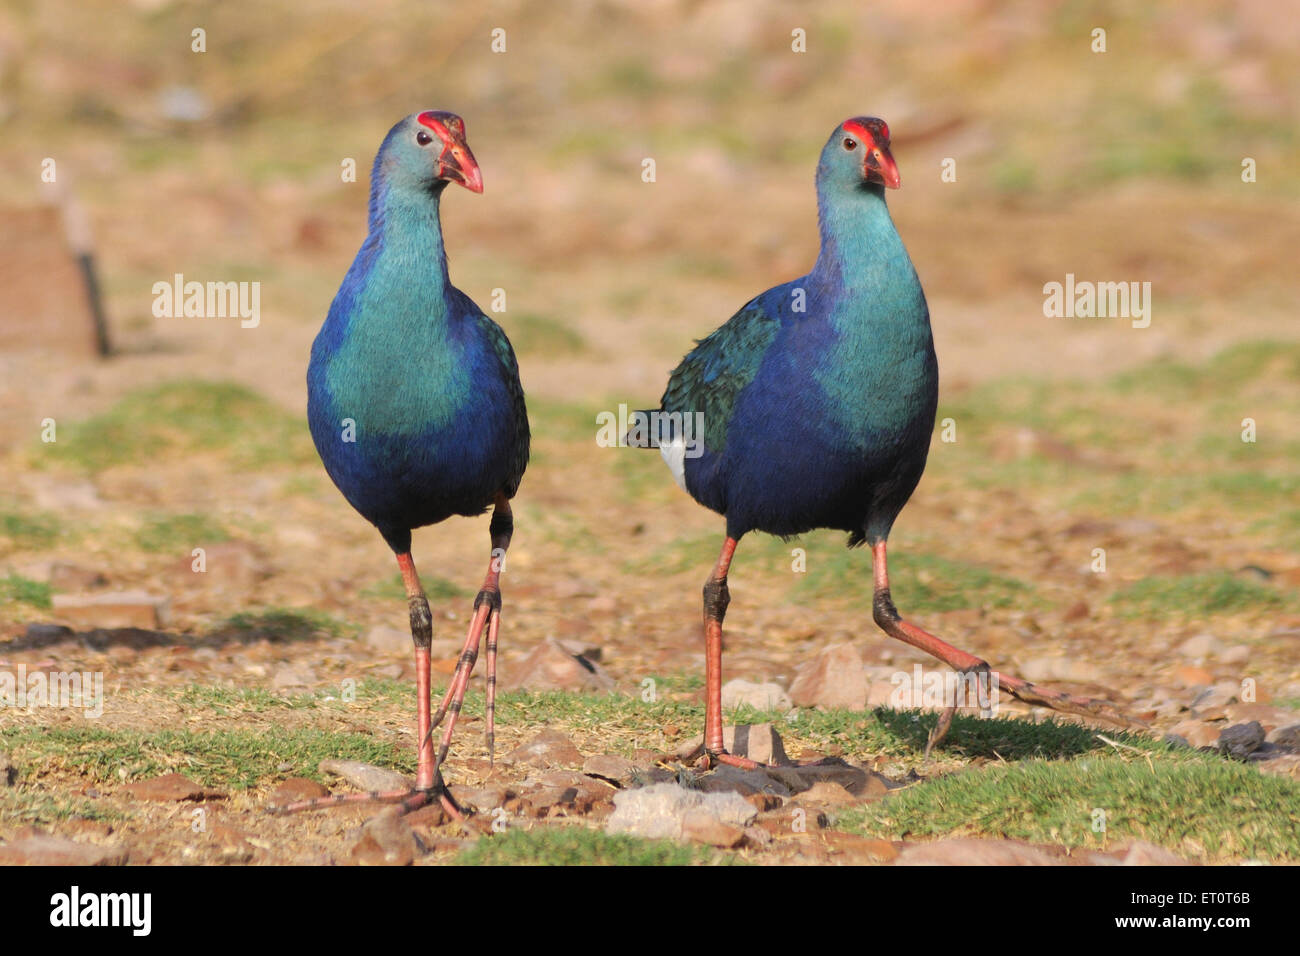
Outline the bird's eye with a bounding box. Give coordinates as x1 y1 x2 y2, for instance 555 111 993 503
843 137 857 151
416 130 433 146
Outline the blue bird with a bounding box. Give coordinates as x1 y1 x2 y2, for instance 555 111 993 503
631 117 1126 765
301 111 528 816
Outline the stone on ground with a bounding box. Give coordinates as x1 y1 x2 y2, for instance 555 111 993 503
788 643 868 710
606 782 756 843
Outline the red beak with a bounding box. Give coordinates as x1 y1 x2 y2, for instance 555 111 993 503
442 137 483 193
868 144 901 190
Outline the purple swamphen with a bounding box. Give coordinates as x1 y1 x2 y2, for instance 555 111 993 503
630 117 1128 765
294 111 528 816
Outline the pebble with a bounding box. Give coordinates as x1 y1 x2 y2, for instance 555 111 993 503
0 832 128 866
319 760 411 793
1190 681 1239 719
1267 725 1300 751
582 754 638 786
120 773 223 802
502 638 614 693
269 777 328 805
349 807 421 866
720 679 792 712
788 643 869 710
51 590 170 629
674 723 789 766
895 837 1065 866
504 729 584 769
605 783 757 843
1218 721 1265 760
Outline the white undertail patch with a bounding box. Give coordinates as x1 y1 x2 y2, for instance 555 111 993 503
659 434 688 491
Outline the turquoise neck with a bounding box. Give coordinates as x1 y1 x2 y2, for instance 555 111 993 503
811 182 912 296
369 182 451 297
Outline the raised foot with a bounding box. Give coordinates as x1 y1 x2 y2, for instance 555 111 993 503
996 671 1145 730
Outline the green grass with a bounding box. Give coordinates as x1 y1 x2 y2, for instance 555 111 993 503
135 513 232 553
0 574 52 609
1110 572 1294 619
34 381 316 473
0 510 64 549
0 725 408 790
455 827 724 866
838 752 1300 863
505 313 587 357
0 788 127 826
209 607 351 642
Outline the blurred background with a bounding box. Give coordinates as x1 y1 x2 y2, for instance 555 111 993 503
1 1 1298 720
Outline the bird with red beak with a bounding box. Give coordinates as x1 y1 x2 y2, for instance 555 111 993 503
297 110 529 819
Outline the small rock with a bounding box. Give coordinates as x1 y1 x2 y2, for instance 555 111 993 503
720 679 791 712
22 622 74 643
1255 753 1300 779
363 626 410 655
1267 724 1300 751
1121 841 1193 865
789 643 868 710
350 807 420 865
896 837 1065 866
448 785 515 813
1177 633 1220 659
1218 721 1265 760
1225 703 1299 733
798 781 859 806
0 833 127 866
1174 665 1214 687
680 808 746 848
505 729 583 769
582 754 638 785
1170 719 1221 749
606 782 756 842
502 638 614 692
1190 681 1238 719
271 664 317 692
1219 645 1251 665
51 590 169 629
319 759 412 793
674 723 789 766
554 637 603 661
785 758 884 797
269 777 328 805
866 680 899 708
822 830 901 863
121 773 223 802
1021 656 1100 683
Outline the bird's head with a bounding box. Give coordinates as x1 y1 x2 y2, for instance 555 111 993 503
818 116 900 193
377 110 484 197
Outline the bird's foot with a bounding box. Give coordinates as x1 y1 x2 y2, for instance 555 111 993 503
269 783 467 822
996 671 1146 730
695 749 764 771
